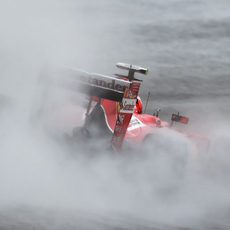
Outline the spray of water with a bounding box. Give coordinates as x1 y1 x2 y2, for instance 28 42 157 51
0 0 230 229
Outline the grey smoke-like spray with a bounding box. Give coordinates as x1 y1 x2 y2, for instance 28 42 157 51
0 0 230 229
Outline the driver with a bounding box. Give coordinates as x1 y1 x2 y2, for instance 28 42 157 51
135 96 143 114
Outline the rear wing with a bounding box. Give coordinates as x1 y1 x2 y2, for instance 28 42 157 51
52 63 148 151
116 63 148 80
54 68 130 102
111 63 148 151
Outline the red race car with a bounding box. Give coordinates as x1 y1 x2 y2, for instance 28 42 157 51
39 62 196 153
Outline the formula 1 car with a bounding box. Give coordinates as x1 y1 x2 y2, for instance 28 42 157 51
39 63 192 152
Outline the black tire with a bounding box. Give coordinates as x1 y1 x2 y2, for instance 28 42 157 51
143 130 189 178
72 126 91 139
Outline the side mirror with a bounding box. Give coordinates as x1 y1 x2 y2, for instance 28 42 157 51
171 113 189 125
153 108 161 117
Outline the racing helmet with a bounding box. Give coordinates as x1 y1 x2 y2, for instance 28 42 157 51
135 96 143 114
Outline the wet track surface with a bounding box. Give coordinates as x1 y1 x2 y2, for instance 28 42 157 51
0 0 230 229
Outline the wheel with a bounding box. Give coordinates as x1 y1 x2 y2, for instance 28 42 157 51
143 129 190 184
72 126 91 139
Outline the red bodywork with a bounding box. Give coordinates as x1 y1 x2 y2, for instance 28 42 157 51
99 98 207 152
100 98 170 145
